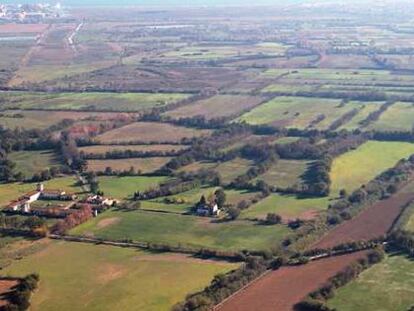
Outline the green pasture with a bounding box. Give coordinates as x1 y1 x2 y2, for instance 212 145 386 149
241 193 329 220
254 159 311 188
237 96 361 129
70 209 291 251
330 141 414 196
369 102 414 132
97 176 168 200
1 241 237 311
8 150 61 177
328 254 414 311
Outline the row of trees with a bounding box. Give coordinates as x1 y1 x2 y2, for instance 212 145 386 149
51 205 94 235
387 230 414 257
80 149 184 160
3 274 40 311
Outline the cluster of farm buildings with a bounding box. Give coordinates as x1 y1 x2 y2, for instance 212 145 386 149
5 183 115 218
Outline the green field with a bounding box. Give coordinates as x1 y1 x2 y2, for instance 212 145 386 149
8 150 60 177
369 102 414 132
0 176 82 208
241 193 329 220
1 241 237 311
338 102 382 130
237 96 362 129
254 159 310 188
330 141 414 196
87 157 172 174
328 254 414 311
70 209 291 251
0 92 189 112
97 176 169 200
178 158 254 184
161 43 287 60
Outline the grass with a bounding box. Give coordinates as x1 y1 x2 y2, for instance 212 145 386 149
87 158 172 174
0 91 189 112
237 96 362 129
97 176 169 200
338 102 383 130
330 141 414 196
241 194 329 220
70 209 292 251
1 241 237 311
369 102 414 132
328 254 414 311
0 176 83 208
8 150 60 177
178 158 254 184
254 159 311 188
161 43 287 60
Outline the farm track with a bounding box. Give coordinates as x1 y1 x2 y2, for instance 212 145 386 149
215 251 368 311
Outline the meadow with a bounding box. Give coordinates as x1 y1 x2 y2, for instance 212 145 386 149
97 176 168 200
8 150 60 177
0 92 189 112
369 102 414 132
178 158 254 184
330 141 414 196
237 96 364 129
1 241 237 311
254 159 311 188
241 193 329 221
327 255 414 311
70 209 291 251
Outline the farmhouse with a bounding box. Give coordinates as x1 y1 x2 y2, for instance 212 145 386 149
195 195 220 217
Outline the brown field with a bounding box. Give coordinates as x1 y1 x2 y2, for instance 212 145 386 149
87 157 171 173
96 122 211 144
0 279 18 307
313 184 414 249
165 95 266 120
217 251 368 311
79 144 188 154
0 24 49 33
0 110 135 130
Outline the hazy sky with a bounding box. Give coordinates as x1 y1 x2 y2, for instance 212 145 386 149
2 0 308 6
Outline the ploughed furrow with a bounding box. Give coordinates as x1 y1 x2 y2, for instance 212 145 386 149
313 191 414 250
216 251 368 311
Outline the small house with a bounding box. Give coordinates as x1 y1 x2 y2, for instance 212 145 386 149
196 203 220 217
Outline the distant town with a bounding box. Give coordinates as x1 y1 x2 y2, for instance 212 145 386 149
0 3 63 22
